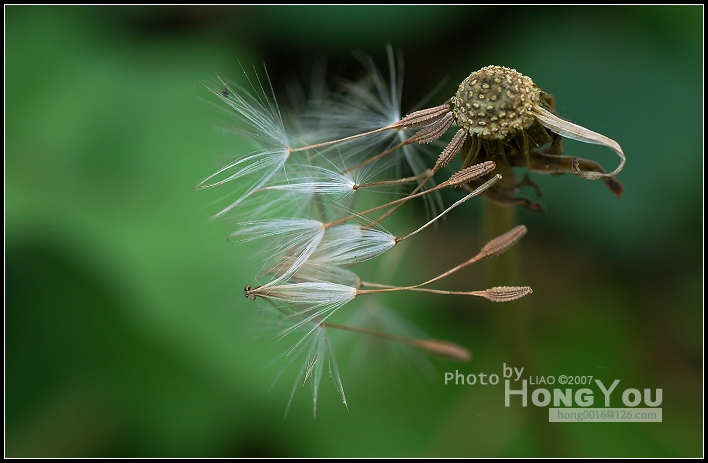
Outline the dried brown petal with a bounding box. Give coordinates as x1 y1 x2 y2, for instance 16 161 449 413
532 106 625 180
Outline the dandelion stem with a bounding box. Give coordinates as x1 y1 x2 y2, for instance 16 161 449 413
482 167 519 287
479 169 560 451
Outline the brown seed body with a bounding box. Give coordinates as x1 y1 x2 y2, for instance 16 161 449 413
453 66 540 140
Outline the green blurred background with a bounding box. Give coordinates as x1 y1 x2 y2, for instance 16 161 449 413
6 6 702 457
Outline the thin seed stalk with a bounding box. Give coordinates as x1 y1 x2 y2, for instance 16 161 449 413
323 322 471 362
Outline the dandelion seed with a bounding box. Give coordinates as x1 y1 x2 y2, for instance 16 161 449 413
247 281 358 365
313 223 396 266
256 165 358 197
274 322 346 418
298 325 347 418
474 286 534 302
266 222 395 281
229 219 326 283
433 128 467 172
477 225 528 260
290 262 361 288
444 161 497 188
197 69 294 220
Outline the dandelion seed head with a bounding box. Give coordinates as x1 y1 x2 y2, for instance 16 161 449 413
453 65 539 140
